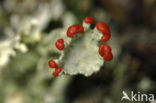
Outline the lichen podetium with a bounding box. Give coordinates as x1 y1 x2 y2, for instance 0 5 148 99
48 16 113 77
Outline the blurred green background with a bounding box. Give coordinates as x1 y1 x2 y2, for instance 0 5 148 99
0 0 155 103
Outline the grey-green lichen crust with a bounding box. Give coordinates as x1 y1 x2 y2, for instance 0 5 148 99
58 30 104 76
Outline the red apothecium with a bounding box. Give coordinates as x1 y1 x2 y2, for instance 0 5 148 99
84 16 94 24
48 60 58 68
55 38 64 50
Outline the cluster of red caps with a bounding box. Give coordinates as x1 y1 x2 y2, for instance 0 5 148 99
95 20 113 61
48 60 62 76
48 16 113 77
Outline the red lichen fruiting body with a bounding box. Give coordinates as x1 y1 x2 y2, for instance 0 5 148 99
103 52 113 61
55 67 62 73
48 60 58 68
96 22 110 35
53 71 59 77
98 45 105 56
67 24 79 37
77 25 84 33
101 34 111 42
55 38 64 50
84 16 94 24
98 44 112 56
52 67 62 77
